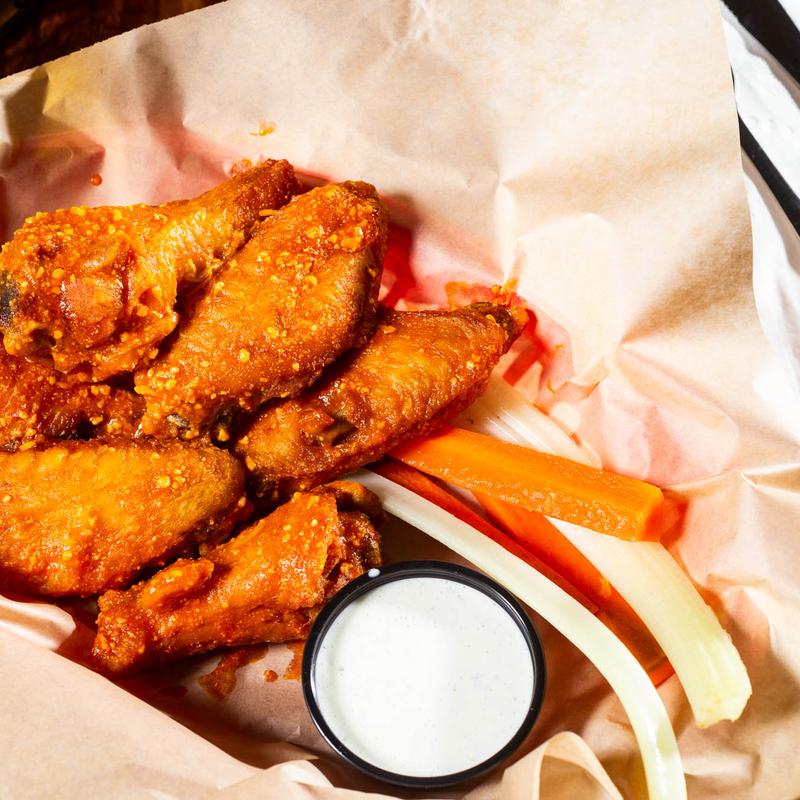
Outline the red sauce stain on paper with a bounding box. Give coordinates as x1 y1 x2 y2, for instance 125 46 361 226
380 224 416 308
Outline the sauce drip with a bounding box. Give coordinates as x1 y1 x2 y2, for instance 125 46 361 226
198 645 268 700
283 640 305 680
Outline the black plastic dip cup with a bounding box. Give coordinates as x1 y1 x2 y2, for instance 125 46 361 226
302 560 546 788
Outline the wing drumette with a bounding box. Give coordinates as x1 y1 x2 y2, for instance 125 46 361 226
135 181 387 440
236 303 527 502
92 481 383 675
0 439 249 597
0 160 297 379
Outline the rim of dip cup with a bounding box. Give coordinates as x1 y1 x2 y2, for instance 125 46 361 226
302 559 547 789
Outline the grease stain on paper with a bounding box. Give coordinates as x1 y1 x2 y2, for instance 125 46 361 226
250 120 276 137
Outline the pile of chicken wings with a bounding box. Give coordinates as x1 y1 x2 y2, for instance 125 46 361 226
0 160 525 674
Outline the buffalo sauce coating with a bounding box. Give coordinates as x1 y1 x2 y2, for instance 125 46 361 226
135 181 388 440
0 439 249 597
0 348 143 451
0 160 298 379
236 302 528 502
92 482 382 675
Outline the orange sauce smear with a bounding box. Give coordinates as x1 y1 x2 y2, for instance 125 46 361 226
197 645 269 700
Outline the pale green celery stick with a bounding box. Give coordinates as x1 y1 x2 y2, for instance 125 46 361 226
357 469 687 800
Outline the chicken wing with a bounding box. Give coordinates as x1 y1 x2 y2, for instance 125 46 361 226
92 481 383 675
0 160 297 379
236 303 528 502
0 440 249 597
0 349 143 451
135 181 388 440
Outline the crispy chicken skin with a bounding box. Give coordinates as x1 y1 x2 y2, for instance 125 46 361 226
0 160 297 379
0 349 143 451
236 303 527 502
135 181 388 441
92 481 383 675
0 440 250 597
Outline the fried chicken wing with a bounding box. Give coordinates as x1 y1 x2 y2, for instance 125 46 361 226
0 440 249 597
92 481 383 675
0 160 297 379
0 349 143 451
236 303 527 502
135 181 388 440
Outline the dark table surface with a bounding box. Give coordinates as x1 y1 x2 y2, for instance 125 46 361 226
0 0 221 78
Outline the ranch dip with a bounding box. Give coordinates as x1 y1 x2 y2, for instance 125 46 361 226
312 575 536 778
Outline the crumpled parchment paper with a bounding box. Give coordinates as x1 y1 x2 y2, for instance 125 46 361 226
1 1 798 798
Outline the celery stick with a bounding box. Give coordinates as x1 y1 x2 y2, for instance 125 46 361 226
467 377 752 727
358 469 687 800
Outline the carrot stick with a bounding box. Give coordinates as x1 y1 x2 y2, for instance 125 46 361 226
476 493 672 685
476 493 613 604
376 460 673 686
392 426 666 541
373 460 597 611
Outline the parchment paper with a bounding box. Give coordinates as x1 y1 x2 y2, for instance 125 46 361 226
1 1 798 798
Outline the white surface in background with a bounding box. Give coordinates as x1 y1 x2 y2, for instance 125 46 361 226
780 0 800 29
745 161 800 401
722 4 800 400
722 7 800 196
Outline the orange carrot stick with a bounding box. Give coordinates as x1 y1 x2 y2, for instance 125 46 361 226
392 426 666 541
373 460 597 611
476 493 613 605
377 460 672 686
476 493 672 684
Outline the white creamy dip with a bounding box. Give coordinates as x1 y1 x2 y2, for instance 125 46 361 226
313 575 535 777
